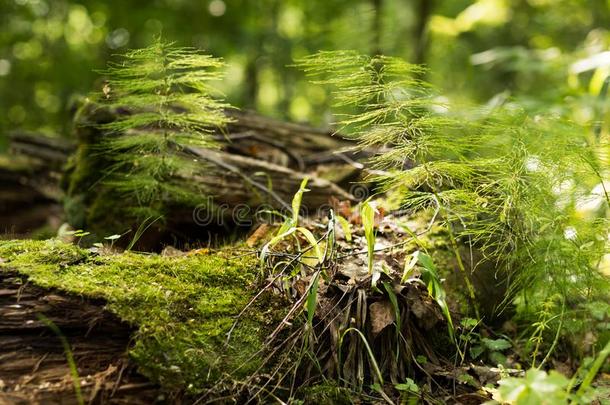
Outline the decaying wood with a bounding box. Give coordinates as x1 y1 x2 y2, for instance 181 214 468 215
0 271 160 404
186 147 354 210
7 108 364 211
7 133 72 168
0 145 64 236
224 109 366 168
2 107 369 241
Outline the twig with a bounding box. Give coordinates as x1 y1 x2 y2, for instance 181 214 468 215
182 145 293 212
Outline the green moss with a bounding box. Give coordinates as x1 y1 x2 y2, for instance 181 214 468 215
0 154 34 172
0 239 267 393
297 382 354 404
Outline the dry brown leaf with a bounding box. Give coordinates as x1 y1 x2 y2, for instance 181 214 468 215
329 196 353 219
186 248 210 256
161 246 185 257
369 300 395 337
246 224 271 247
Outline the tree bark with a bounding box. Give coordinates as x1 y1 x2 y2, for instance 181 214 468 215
5 107 369 242
0 271 160 404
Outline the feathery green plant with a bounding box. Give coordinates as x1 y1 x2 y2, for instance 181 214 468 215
95 38 231 221
297 51 609 327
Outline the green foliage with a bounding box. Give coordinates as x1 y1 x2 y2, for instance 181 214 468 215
395 377 419 395
95 38 231 221
1 1 608 137
338 327 384 385
335 214 352 242
65 229 91 246
495 368 570 405
495 340 610 405
261 178 324 267
361 198 377 274
297 50 609 333
466 331 512 366
574 339 610 398
402 250 454 340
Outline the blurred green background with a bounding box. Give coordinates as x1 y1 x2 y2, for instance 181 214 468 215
1 0 609 144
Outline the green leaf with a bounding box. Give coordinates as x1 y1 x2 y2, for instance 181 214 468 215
482 338 512 351
371 268 382 290
383 282 401 335
292 177 309 224
296 227 323 264
260 227 296 265
335 214 352 242
489 351 508 366
395 378 419 393
361 199 377 274
470 345 485 359
576 339 610 396
414 251 454 340
104 234 122 240
339 328 384 384
497 369 569 404
401 251 419 283
458 373 477 387
461 317 479 329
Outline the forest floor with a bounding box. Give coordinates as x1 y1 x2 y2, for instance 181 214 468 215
0 212 511 404
1 113 608 404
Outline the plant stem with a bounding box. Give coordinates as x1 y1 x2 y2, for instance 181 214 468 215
446 221 480 320
537 299 565 369
575 339 610 396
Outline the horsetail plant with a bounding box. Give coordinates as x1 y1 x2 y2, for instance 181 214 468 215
94 38 232 221
297 50 609 335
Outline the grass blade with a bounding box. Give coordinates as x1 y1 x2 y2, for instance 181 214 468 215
336 214 352 242
361 199 376 274
37 314 84 405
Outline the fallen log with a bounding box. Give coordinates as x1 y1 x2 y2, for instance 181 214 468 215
0 271 160 404
61 103 369 245
185 146 353 210
0 150 63 237
0 239 277 402
0 224 458 403
3 105 370 244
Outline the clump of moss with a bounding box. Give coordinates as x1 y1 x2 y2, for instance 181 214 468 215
297 382 354 405
0 239 269 393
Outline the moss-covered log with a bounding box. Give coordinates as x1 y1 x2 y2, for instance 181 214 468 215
0 270 159 404
0 239 283 398
63 104 357 232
